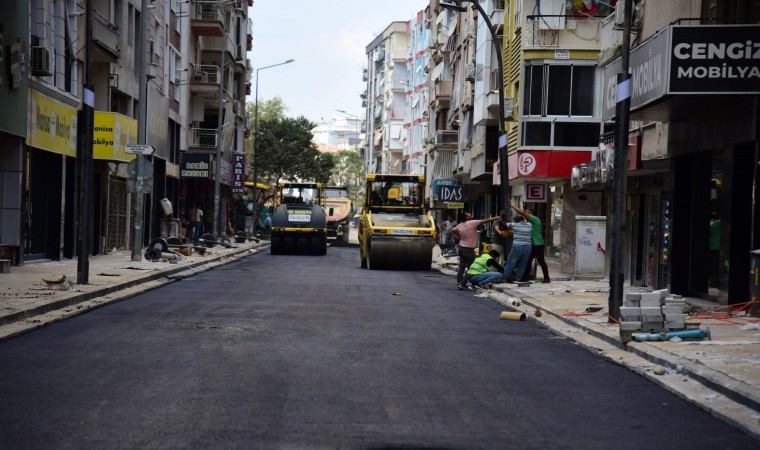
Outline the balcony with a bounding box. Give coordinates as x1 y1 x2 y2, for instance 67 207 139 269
433 80 452 110
524 15 602 50
489 5 505 34
188 127 218 151
92 9 120 62
189 64 221 96
200 34 235 62
433 130 458 151
190 0 224 36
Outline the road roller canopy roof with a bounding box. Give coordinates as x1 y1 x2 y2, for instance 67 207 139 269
365 175 425 209
325 187 350 199
243 181 271 191
278 182 323 206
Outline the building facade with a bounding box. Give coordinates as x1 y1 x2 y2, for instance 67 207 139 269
364 22 409 175
0 0 250 265
586 0 759 305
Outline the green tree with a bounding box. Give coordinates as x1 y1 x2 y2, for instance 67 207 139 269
245 97 287 165
330 149 366 208
255 115 334 188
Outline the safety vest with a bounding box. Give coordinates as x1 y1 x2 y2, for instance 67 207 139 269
337 224 344 236
467 253 493 276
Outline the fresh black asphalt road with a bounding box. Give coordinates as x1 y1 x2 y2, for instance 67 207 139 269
0 245 757 449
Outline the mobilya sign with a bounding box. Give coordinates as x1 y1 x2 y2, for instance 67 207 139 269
669 25 760 93
602 24 760 120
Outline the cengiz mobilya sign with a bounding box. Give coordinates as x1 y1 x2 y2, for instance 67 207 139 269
602 24 760 121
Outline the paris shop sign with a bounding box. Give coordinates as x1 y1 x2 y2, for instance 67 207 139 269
602 24 760 121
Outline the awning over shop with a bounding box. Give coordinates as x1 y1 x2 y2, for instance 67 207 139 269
508 150 592 180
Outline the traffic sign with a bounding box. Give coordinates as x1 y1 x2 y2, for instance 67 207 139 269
125 144 156 155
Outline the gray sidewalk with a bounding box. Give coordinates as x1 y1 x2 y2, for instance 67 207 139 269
435 252 760 439
1 240 759 440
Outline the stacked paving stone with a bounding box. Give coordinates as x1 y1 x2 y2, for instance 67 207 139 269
619 289 687 333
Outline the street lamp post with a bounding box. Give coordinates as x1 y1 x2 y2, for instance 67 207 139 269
130 0 150 262
611 0 634 326
441 1 509 212
336 109 360 150
78 0 95 279
252 59 295 232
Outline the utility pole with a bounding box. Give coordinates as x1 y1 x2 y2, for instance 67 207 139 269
131 0 149 261
77 0 95 282
610 0 634 325
213 2 228 240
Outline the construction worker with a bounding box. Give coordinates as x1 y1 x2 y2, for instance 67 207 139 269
336 223 344 245
464 249 505 289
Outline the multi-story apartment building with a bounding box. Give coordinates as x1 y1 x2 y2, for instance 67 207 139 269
312 115 364 153
504 0 608 271
187 0 252 234
403 11 430 177
425 3 459 211
0 0 250 265
426 0 505 220
364 22 409 174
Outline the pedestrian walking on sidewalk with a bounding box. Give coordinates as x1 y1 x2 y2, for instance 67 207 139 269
500 213 533 284
193 204 204 244
465 249 505 289
512 204 550 283
450 212 502 290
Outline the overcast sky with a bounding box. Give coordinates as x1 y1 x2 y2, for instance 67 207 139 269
249 0 429 124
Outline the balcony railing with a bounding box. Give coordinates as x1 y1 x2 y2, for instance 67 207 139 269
524 15 602 50
189 127 217 149
190 64 221 84
190 0 224 36
92 9 120 60
435 130 458 148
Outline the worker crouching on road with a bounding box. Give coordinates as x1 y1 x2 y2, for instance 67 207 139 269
464 249 505 290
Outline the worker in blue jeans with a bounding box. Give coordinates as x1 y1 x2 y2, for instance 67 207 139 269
501 211 534 283
465 249 505 289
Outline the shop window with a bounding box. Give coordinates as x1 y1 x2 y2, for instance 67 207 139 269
523 122 551 146
554 122 600 147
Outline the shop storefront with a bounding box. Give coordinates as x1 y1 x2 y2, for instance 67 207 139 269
601 23 760 304
25 90 79 261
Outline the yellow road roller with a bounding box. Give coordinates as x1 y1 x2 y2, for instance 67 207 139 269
270 182 328 255
359 174 436 270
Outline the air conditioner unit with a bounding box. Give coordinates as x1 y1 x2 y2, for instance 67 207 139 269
146 63 159 80
465 62 476 81
30 46 52 76
193 72 209 82
504 97 515 119
614 0 625 25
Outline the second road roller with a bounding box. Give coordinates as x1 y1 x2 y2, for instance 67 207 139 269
358 174 436 270
270 182 328 255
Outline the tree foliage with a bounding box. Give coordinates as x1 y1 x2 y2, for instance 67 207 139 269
255 115 334 187
330 149 366 208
